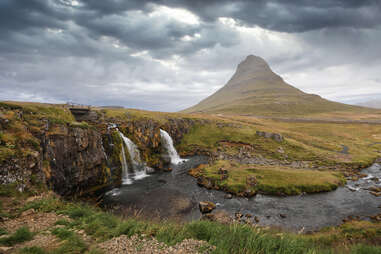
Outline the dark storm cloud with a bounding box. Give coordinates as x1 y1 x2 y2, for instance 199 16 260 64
0 0 380 111
0 0 70 34
79 0 381 32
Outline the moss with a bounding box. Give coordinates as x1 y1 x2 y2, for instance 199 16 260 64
69 121 90 129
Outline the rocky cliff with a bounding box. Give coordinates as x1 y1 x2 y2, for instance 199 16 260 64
0 102 202 196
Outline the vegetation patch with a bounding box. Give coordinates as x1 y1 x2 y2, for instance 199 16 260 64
19 246 48 254
190 160 345 196
178 123 322 162
0 226 34 246
15 195 381 253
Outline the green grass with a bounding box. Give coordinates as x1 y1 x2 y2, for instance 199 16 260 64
20 196 381 254
19 246 48 254
0 226 34 246
191 160 345 195
178 123 321 162
350 245 381 254
0 227 7 236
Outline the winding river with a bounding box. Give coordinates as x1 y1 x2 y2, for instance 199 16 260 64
103 157 381 232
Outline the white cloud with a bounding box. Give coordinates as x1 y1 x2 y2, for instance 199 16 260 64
148 5 200 25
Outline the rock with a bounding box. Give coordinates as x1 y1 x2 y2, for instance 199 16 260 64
199 201 216 214
202 210 232 224
256 131 284 142
370 214 381 222
279 214 287 219
370 191 381 197
224 193 233 199
21 209 35 217
243 189 256 197
197 176 213 189
368 186 381 192
277 146 285 154
235 212 243 220
246 176 257 186
0 247 12 252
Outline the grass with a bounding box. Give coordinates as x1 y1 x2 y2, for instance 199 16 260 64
191 160 345 195
20 196 381 254
178 122 319 162
0 226 34 246
216 114 381 167
19 246 48 254
51 227 87 254
0 227 7 236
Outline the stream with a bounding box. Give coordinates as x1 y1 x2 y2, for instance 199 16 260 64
103 157 381 232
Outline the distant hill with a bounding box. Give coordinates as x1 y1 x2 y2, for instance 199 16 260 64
182 55 368 116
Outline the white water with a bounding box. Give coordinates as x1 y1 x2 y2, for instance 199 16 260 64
160 129 186 164
120 141 132 185
119 131 150 182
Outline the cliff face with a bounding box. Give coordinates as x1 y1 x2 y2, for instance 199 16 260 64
0 102 202 196
42 126 110 196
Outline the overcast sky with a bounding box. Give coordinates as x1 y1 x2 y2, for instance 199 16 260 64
1 0 381 111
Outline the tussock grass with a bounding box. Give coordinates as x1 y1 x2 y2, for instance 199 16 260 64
0 226 34 246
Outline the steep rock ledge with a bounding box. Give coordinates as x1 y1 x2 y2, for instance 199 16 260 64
41 126 110 196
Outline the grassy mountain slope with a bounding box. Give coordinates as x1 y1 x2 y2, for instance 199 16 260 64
183 55 373 116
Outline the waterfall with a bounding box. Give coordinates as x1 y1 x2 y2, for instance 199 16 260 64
118 131 150 182
120 141 132 185
160 129 186 164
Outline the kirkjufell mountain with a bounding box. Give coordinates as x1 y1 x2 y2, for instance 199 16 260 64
183 55 364 116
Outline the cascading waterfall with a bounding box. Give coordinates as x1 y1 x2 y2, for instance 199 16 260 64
160 129 186 164
118 131 150 183
120 143 132 185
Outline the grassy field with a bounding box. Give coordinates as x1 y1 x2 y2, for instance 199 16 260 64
190 160 345 195
0 192 379 254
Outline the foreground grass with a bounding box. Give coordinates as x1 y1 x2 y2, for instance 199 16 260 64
0 226 34 246
15 196 381 254
191 160 345 195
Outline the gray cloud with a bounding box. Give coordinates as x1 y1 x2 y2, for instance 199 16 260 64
0 0 380 111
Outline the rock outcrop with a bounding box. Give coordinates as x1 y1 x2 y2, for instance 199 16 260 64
42 126 109 196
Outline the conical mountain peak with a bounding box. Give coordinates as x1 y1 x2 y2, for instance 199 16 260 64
228 55 278 85
182 55 357 116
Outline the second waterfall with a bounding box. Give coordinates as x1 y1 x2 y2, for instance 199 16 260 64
160 129 186 164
